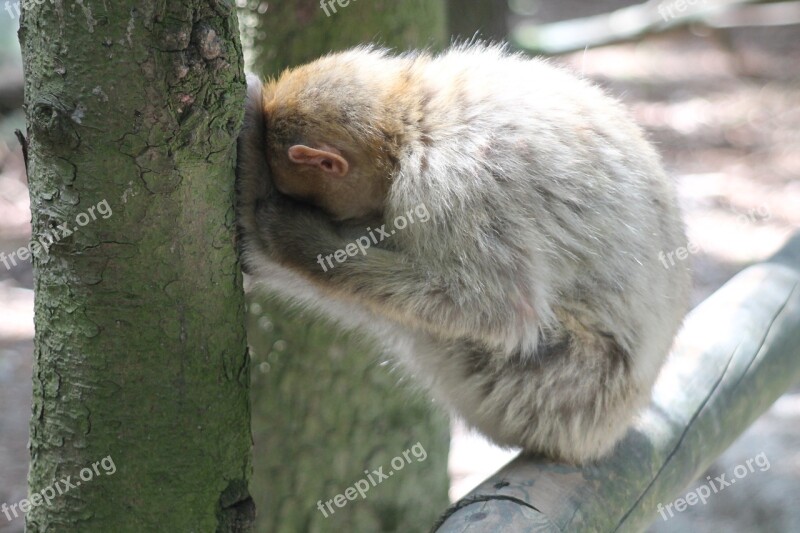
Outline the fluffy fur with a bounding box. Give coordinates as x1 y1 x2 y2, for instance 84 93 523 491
237 45 691 463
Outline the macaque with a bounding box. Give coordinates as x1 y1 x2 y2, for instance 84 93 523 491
237 45 691 464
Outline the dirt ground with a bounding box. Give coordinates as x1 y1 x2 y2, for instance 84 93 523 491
1 3 799 533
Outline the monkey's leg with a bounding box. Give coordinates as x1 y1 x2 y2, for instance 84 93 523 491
429 331 642 464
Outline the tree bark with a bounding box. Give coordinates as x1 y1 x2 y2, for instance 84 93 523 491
20 2 252 531
237 1 451 531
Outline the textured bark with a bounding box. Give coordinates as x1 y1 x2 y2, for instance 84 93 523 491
20 1 252 531
237 1 451 531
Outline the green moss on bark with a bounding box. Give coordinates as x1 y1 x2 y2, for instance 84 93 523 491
20 1 252 531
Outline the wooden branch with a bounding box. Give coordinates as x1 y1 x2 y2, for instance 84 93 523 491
434 231 800 532
511 0 800 55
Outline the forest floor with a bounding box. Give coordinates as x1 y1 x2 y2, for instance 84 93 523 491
1 4 799 532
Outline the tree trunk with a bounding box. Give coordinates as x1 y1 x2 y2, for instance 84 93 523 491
239 0 446 73
20 2 252 531
237 1 451 531
446 0 508 43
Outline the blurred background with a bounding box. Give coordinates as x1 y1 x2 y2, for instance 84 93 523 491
2 0 799 531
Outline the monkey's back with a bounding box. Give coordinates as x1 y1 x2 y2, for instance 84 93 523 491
392 45 690 386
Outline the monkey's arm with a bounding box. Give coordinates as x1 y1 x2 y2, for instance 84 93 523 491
257 196 535 349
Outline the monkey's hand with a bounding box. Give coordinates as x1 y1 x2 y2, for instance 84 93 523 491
253 192 340 260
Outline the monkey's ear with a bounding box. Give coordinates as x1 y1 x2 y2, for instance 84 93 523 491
287 145 349 177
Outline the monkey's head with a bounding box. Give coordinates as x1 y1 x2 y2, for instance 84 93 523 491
260 50 403 221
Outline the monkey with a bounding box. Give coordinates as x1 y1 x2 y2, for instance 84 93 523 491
236 44 691 464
